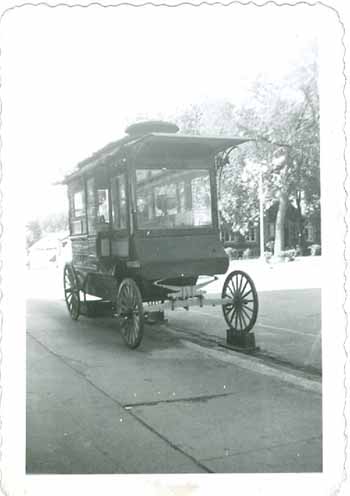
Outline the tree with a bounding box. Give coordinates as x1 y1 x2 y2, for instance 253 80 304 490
26 220 42 248
218 150 259 235
236 52 319 255
175 103 203 135
172 51 320 255
39 211 68 234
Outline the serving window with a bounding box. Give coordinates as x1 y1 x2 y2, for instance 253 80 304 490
135 168 212 230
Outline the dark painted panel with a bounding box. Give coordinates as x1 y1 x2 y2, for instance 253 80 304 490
134 234 228 280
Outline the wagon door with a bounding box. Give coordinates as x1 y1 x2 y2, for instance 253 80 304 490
69 180 89 268
110 173 129 260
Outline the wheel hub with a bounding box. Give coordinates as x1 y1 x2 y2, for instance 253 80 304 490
233 295 241 306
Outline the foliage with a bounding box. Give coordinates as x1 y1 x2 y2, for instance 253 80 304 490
174 44 320 255
176 103 203 135
219 153 259 233
175 100 258 233
26 220 42 248
39 211 69 234
26 211 68 249
235 48 319 253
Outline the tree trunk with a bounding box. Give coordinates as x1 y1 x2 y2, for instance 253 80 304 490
274 191 288 256
296 190 306 255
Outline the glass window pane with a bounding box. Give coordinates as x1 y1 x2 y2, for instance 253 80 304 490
97 189 109 223
87 177 96 234
112 175 127 229
73 190 84 217
136 168 212 230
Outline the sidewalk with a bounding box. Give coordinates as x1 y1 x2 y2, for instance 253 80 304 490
26 256 322 300
205 256 322 294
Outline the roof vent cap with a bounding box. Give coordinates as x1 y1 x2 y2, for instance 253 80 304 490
125 120 179 136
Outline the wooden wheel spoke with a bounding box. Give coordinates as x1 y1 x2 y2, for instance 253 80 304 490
238 274 243 294
233 275 240 293
224 303 234 313
119 301 129 312
239 308 248 329
228 307 237 324
240 279 248 297
242 304 254 313
237 308 242 331
241 288 252 299
240 306 252 324
226 284 235 298
235 310 240 330
132 320 138 343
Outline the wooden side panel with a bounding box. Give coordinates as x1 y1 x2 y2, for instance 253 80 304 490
111 238 129 257
88 235 98 270
71 237 89 267
85 273 118 300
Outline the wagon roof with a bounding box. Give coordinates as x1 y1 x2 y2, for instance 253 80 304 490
135 132 250 153
61 132 250 184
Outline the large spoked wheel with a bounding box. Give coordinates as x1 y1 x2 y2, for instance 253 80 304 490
63 263 80 320
222 270 258 333
117 278 144 349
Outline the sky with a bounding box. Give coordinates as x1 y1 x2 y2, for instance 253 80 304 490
0 3 322 221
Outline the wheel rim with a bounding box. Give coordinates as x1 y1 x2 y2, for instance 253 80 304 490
117 278 144 349
222 270 258 333
64 264 80 320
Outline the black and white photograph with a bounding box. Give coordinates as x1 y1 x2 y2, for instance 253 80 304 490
0 1 348 495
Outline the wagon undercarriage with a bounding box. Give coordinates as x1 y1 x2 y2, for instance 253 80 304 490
64 262 258 349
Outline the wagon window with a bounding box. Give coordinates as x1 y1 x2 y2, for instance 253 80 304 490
136 168 212 230
86 177 96 234
111 175 127 229
97 188 110 224
70 188 87 235
73 191 84 217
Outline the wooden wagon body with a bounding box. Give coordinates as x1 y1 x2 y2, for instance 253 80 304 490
62 121 258 348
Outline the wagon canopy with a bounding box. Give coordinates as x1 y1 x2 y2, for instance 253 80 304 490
61 125 250 183
130 133 250 160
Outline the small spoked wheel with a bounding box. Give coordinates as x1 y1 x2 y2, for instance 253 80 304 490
117 278 144 349
222 270 258 333
63 263 80 320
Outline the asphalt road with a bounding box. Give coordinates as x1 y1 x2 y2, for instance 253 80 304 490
165 287 321 373
26 263 322 372
26 266 322 474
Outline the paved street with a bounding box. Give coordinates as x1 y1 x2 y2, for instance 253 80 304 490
26 259 322 474
166 287 321 373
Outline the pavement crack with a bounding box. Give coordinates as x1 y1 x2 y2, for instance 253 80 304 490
123 391 241 409
27 331 212 474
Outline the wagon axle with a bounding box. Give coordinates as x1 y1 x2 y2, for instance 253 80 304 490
64 262 258 349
